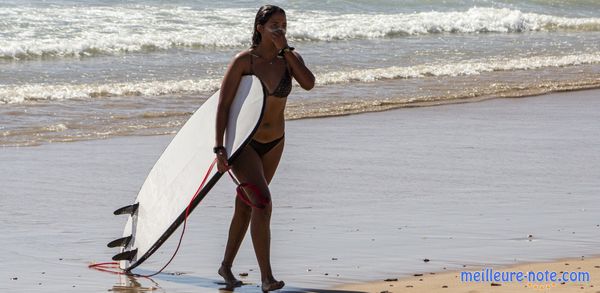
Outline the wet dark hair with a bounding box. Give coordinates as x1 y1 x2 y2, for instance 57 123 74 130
251 5 286 48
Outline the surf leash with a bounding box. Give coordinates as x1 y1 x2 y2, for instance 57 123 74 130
226 171 269 209
90 157 266 277
90 158 218 277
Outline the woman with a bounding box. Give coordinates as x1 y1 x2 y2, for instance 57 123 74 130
213 5 315 292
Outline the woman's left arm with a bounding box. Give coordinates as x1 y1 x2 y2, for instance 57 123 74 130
283 50 315 91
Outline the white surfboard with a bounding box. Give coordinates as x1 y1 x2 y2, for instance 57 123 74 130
108 75 265 271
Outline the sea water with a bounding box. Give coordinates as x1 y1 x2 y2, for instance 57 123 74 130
1 0 599 146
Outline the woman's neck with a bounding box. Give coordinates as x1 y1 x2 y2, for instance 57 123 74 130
253 42 278 59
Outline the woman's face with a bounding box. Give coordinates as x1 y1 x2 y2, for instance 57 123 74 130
259 12 287 41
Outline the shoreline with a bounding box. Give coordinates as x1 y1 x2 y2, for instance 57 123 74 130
285 77 600 121
3 82 600 148
335 255 600 293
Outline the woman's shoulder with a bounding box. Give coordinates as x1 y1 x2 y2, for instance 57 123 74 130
232 48 256 63
229 49 254 73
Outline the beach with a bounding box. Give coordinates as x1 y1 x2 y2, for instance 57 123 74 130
2 89 599 292
337 256 600 292
1 1 599 291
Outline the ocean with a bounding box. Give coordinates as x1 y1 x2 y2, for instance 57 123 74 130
1 0 599 146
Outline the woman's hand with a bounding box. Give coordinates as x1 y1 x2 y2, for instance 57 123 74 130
216 150 230 173
271 29 288 50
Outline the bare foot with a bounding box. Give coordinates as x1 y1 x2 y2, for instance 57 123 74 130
218 265 243 288
261 278 285 292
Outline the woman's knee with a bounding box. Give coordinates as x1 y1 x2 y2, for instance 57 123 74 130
234 197 252 218
252 201 272 218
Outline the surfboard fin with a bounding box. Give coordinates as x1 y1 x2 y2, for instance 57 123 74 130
112 249 138 261
107 235 132 248
113 203 139 216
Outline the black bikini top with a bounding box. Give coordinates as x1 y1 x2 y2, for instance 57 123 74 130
250 52 292 98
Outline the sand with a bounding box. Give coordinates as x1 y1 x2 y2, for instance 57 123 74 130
1 89 599 292
336 256 600 293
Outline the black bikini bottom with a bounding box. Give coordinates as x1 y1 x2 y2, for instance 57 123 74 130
249 135 284 157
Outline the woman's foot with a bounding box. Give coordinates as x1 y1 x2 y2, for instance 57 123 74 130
218 264 243 288
261 278 285 292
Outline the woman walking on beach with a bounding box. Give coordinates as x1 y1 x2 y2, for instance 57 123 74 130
213 5 315 292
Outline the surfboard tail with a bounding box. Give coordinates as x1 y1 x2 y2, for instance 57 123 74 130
113 203 139 216
112 249 137 262
107 235 132 248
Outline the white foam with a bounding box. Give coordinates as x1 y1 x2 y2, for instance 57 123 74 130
316 53 600 85
292 7 600 41
1 6 599 59
1 53 599 103
0 78 220 104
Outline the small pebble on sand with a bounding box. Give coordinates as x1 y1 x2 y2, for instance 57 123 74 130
414 274 423 277
384 278 398 282
442 285 448 288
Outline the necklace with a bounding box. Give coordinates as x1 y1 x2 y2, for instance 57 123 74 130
252 51 279 65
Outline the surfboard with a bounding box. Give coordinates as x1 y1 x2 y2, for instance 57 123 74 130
108 75 266 271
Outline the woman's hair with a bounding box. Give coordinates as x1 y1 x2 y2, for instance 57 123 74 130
251 5 286 48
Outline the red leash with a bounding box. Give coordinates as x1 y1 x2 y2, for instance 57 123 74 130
90 158 217 277
90 157 265 276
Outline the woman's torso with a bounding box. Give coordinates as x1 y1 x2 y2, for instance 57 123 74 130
244 49 291 142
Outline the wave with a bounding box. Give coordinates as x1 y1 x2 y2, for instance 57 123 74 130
318 53 600 84
2 53 599 103
293 7 600 40
0 78 221 104
1 6 599 60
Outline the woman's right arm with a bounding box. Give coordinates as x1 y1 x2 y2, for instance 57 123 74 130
215 53 246 171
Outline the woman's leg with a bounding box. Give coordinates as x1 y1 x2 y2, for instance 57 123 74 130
253 138 285 291
219 194 252 286
219 139 284 289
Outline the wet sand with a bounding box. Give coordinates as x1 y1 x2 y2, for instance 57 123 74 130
1 89 599 292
